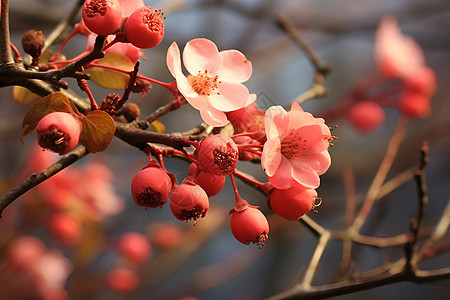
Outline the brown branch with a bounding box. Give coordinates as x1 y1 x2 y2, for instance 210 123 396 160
137 94 186 130
276 14 330 75
351 116 409 233
0 0 13 64
268 266 450 300
42 0 84 53
0 145 88 217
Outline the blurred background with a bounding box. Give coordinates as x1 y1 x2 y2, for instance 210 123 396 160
0 0 449 299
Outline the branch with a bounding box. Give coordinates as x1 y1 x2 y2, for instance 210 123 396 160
276 14 330 75
0 145 88 217
0 0 13 64
42 0 85 53
351 116 409 233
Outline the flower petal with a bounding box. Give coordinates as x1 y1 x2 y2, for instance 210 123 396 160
217 50 252 83
290 151 331 188
183 38 221 75
264 106 289 140
199 104 229 127
261 138 282 176
166 42 182 79
287 125 330 153
268 156 294 189
290 102 304 112
246 93 257 106
208 82 249 112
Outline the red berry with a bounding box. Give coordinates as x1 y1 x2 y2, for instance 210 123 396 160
36 112 82 155
397 92 431 119
131 164 173 208
150 222 183 250
6 236 46 271
47 212 82 247
404 66 436 97
82 0 123 36
188 163 225 197
117 232 151 264
268 183 317 221
197 134 239 176
348 101 385 133
230 206 269 246
124 6 165 49
170 180 209 222
106 268 138 292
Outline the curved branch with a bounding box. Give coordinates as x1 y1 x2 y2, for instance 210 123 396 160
0 145 88 217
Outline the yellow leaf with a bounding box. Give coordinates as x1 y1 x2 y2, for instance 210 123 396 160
84 52 134 89
79 110 116 153
13 86 41 105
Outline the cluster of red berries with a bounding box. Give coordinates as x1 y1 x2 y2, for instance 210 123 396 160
130 132 319 247
82 0 165 49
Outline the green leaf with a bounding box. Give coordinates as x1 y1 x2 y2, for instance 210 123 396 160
79 110 116 153
84 52 134 89
13 86 41 105
21 92 75 142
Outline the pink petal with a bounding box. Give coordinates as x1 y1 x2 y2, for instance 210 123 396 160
246 93 257 106
199 104 229 127
217 50 252 83
287 125 330 153
268 156 294 190
166 42 182 79
261 138 282 176
184 94 209 111
264 106 289 140
375 16 425 79
290 151 331 188
208 82 249 112
290 102 304 112
183 38 221 75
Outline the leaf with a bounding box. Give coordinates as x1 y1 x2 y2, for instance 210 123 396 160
84 52 134 89
21 92 75 142
149 120 166 133
79 110 116 153
13 86 41 105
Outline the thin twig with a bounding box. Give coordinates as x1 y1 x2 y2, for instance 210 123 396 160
351 116 409 233
42 0 85 54
0 145 88 217
276 14 330 75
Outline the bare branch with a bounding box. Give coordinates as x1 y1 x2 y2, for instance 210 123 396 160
0 145 88 217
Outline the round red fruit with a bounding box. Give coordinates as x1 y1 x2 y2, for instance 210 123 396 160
117 232 151 264
170 181 209 222
188 163 225 197
397 92 431 119
348 101 385 134
47 212 83 247
197 134 239 176
36 112 82 155
106 268 138 292
124 6 165 49
82 0 123 36
268 183 317 221
131 165 172 208
230 206 269 246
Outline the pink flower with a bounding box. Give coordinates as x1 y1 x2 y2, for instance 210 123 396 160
375 16 425 79
261 103 331 190
166 38 256 126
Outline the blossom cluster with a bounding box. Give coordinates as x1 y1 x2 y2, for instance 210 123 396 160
346 16 436 133
127 38 333 247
